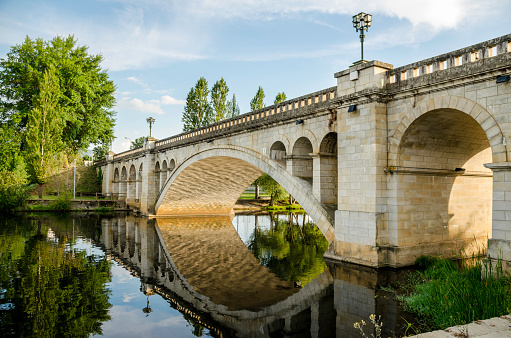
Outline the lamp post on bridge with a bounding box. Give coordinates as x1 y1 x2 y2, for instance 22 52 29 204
146 117 155 138
352 12 372 64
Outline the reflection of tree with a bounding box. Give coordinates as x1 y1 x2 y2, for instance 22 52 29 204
247 213 328 286
0 217 112 336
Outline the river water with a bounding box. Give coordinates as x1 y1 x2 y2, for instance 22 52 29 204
0 212 417 337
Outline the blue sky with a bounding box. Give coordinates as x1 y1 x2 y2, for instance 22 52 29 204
1 0 511 153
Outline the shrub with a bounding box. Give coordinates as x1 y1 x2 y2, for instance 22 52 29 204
50 192 72 212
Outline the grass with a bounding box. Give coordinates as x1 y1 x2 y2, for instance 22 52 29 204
29 194 106 200
238 192 271 200
264 204 304 212
399 255 511 331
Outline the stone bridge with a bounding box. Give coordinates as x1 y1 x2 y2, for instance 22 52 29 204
98 34 511 268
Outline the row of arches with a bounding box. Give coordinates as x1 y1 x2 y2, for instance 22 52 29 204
270 132 338 205
112 158 176 204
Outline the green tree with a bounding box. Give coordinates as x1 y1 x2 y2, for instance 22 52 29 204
25 64 64 199
250 86 265 111
0 154 31 212
0 35 116 154
247 214 328 286
182 77 213 131
211 78 229 122
0 216 112 336
274 92 287 104
227 93 240 118
257 174 287 206
93 144 109 161
130 136 146 149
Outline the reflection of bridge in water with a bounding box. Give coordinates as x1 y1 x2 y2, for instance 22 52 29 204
99 214 414 337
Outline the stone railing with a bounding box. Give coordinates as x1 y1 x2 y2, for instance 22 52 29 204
155 86 337 150
387 33 511 87
112 147 144 161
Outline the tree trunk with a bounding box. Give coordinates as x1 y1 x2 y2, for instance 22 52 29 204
289 195 294 205
38 184 43 199
255 184 259 199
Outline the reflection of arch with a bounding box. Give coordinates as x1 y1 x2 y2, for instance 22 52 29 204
292 137 313 185
270 141 286 167
155 146 335 242
390 105 493 260
113 167 120 195
154 162 160 194
161 160 168 190
138 163 143 200
103 216 335 336
319 132 337 205
120 166 128 199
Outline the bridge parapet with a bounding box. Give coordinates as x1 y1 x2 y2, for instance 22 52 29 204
155 86 337 151
387 33 511 89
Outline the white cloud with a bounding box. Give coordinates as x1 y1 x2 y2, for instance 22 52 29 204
161 95 185 105
127 76 148 87
117 95 185 115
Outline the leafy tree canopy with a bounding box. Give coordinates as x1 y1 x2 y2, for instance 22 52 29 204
256 174 287 206
227 93 240 118
250 86 265 111
130 136 147 149
211 78 229 122
182 77 212 132
274 92 287 105
0 35 116 153
93 144 110 161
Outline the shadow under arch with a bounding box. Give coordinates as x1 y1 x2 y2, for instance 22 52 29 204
390 107 493 263
155 146 335 242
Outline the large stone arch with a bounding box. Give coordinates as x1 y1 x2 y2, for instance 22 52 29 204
155 146 335 242
389 96 507 164
386 95 502 264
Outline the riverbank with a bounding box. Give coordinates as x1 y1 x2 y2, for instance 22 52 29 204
24 198 129 212
410 314 511 337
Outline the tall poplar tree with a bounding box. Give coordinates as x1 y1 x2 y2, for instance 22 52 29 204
211 78 229 122
274 92 287 104
182 77 212 131
250 86 265 111
25 65 64 198
227 94 240 118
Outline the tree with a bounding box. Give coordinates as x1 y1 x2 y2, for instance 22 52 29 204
227 93 240 118
250 86 265 111
211 78 229 122
274 92 287 104
257 174 287 206
0 35 116 154
93 144 109 161
182 77 212 131
25 65 64 199
130 136 146 149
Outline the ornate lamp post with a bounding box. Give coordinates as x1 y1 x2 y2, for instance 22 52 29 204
146 117 155 138
352 12 372 63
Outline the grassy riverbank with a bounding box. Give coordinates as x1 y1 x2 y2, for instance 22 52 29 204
400 255 511 331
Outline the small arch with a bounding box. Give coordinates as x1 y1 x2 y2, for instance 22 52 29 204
120 166 128 199
169 159 176 172
128 165 137 202
154 162 161 194
292 137 313 186
270 141 287 167
161 160 168 190
113 167 120 195
138 163 143 200
319 132 338 205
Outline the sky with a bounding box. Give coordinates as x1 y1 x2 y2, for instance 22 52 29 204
1 0 511 153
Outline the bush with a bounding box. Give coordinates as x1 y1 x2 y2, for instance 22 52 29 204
50 192 72 212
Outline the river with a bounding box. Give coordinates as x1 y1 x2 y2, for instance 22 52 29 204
0 212 417 337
